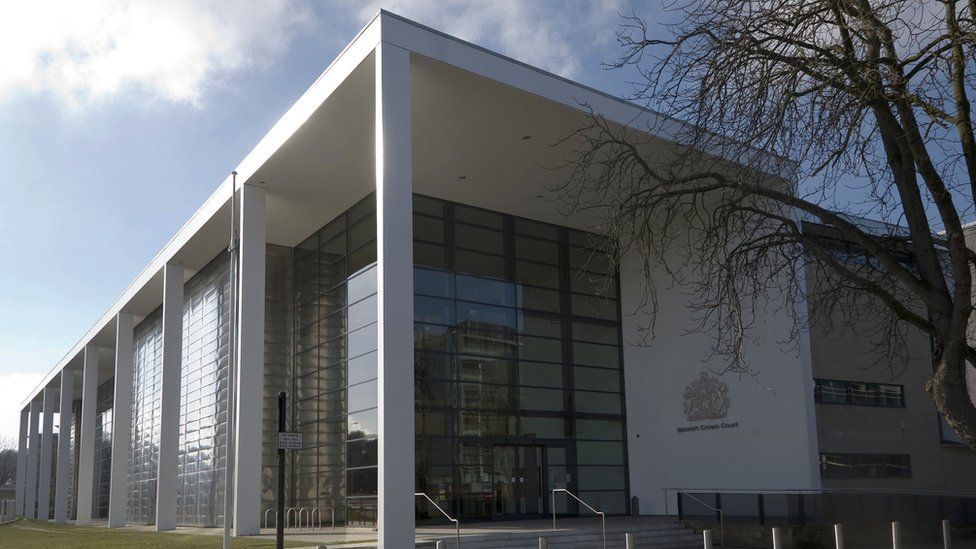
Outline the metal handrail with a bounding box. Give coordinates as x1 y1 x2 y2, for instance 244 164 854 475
263 507 278 529
551 488 606 549
679 492 724 548
311 506 336 530
416 492 460 547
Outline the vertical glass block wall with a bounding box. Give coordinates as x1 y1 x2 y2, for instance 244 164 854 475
292 195 378 523
262 245 294 513
177 252 231 527
91 378 114 518
129 308 163 524
412 195 628 520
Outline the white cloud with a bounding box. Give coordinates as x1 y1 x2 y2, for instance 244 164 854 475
0 0 313 107
347 0 624 79
0 372 45 442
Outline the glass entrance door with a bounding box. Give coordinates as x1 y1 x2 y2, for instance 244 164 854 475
492 445 545 518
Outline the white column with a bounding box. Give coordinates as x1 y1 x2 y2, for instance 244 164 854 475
233 183 266 536
75 345 99 524
38 385 56 520
108 312 134 527
54 370 75 523
375 42 415 548
155 265 184 531
23 403 39 518
15 408 28 516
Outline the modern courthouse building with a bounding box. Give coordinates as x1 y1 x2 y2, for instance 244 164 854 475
12 11 976 546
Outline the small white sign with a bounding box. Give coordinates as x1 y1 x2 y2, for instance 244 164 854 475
277 432 302 450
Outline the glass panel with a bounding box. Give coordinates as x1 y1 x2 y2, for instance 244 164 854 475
574 366 621 393
572 342 620 368
414 215 445 243
576 419 624 441
575 391 622 414
457 275 515 307
577 441 625 465
455 205 503 229
456 250 507 279
456 223 505 255
515 236 559 264
519 361 564 388
415 268 454 298
515 261 561 289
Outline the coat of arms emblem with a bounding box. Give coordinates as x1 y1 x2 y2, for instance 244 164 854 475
683 371 730 421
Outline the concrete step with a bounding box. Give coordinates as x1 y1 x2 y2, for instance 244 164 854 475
412 525 700 549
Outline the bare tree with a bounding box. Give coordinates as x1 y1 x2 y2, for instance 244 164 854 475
555 0 976 448
0 436 16 487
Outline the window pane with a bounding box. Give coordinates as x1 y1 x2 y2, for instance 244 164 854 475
414 195 445 217
520 416 565 438
414 215 445 243
515 218 558 240
348 410 378 439
573 342 620 368
416 351 453 381
576 419 624 440
519 361 564 388
573 321 619 345
574 366 620 393
577 441 624 465
516 236 559 264
577 466 626 490
575 391 622 414
519 387 565 411
457 275 515 306
456 250 507 279
520 335 562 363
458 356 516 385
415 242 448 269
516 261 562 289
415 324 453 352
456 223 505 255
415 268 454 298
572 295 618 321
415 296 455 325
570 271 618 298
518 285 561 313
457 301 517 331
455 206 503 229
348 380 377 412
520 312 562 339
348 351 377 385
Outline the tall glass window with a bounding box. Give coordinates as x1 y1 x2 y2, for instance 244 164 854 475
293 196 377 523
413 195 628 520
129 307 163 524
177 252 231 527
91 378 114 519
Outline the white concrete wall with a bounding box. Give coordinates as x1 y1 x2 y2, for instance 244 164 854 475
620 247 821 516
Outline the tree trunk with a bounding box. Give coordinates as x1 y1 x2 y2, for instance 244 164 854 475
927 343 976 448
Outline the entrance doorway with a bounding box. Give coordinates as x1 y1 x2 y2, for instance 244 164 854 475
492 445 545 518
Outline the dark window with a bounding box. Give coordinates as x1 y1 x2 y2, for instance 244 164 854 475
814 379 904 407
820 453 911 478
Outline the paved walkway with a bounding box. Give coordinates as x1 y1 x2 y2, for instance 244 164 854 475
118 515 671 546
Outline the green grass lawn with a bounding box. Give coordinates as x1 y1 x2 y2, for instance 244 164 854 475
0 519 311 548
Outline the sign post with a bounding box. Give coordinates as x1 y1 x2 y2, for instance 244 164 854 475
276 392 287 549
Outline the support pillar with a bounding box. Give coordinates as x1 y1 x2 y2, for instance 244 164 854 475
155 266 184 531
54 370 75 523
108 312 134 527
75 345 99 524
15 408 27 516
24 402 39 518
37 385 56 520
375 42 415 548
232 183 266 535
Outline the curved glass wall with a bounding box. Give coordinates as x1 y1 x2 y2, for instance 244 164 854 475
177 252 231 527
129 307 163 524
92 378 114 519
292 196 377 524
412 195 628 520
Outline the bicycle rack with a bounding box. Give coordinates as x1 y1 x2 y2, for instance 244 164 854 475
298 507 309 530
285 507 297 529
310 506 335 531
263 507 279 529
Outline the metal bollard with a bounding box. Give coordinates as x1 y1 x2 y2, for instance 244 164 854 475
704 529 713 548
834 524 845 549
538 537 548 548
772 527 783 549
625 532 635 549
943 519 951 549
892 521 901 549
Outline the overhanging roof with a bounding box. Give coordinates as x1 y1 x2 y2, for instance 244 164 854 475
21 10 790 407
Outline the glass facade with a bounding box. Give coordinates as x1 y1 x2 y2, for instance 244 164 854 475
129 307 163 524
177 252 231 527
292 196 378 523
92 378 114 519
412 195 628 520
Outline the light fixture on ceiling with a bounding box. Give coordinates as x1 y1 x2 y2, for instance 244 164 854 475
522 135 532 140
458 175 468 180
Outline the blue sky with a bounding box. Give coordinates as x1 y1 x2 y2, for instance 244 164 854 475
0 1 659 439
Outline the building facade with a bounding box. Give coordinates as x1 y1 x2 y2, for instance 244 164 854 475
13 10 966 548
